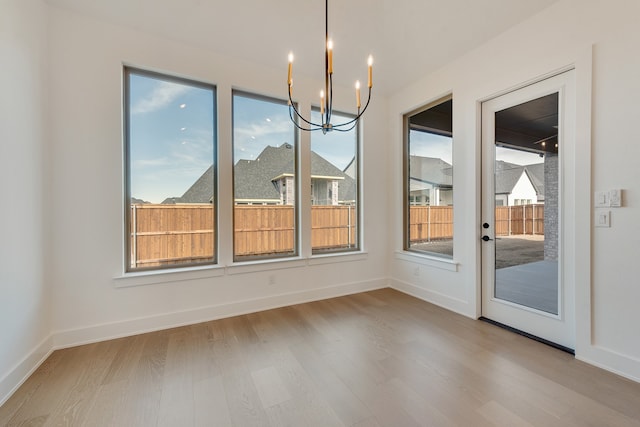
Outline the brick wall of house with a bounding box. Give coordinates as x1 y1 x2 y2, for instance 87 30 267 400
544 153 558 260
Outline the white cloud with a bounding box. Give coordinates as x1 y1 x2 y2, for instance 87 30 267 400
131 81 190 114
234 117 292 141
134 157 170 167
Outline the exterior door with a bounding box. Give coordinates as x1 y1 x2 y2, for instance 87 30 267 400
481 71 575 350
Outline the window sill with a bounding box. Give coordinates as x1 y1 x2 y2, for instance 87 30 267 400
114 264 226 288
308 251 368 265
394 251 459 272
226 257 307 275
114 251 369 287
228 251 367 272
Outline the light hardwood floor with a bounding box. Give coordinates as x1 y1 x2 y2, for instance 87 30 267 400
2 288 640 426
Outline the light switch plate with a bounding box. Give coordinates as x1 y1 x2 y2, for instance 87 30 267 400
609 189 622 207
595 191 609 207
595 210 610 227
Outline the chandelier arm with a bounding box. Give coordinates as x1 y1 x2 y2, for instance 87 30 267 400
288 87 323 128
331 87 372 129
331 121 358 132
289 105 323 131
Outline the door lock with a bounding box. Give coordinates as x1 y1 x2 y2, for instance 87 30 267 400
481 235 493 242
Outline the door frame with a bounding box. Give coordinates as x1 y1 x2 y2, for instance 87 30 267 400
480 70 576 350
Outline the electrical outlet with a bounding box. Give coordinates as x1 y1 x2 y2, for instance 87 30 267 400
413 267 420 277
268 275 276 285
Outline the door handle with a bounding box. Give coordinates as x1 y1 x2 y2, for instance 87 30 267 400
481 235 493 242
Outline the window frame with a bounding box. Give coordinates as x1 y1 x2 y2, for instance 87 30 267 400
231 90 299 262
403 95 453 258
123 66 218 272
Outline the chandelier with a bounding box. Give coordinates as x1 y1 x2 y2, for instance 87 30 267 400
287 0 373 134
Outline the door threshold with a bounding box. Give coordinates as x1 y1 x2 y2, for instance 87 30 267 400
479 316 575 355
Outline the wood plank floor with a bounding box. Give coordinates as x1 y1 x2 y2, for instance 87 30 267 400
2 288 640 426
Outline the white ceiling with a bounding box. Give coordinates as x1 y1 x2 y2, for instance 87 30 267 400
45 0 560 94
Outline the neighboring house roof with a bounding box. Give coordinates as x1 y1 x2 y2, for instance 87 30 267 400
495 162 545 198
409 178 433 193
131 197 149 204
165 143 356 204
524 162 544 196
495 166 526 195
409 156 452 187
234 144 293 202
182 165 215 203
495 160 520 171
343 156 356 179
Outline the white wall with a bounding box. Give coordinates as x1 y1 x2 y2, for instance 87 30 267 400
46 6 389 346
0 0 52 405
389 0 640 381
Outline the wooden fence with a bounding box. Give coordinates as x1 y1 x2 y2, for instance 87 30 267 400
234 205 294 257
495 204 544 236
408 204 544 243
131 203 544 267
131 204 215 268
408 206 454 241
130 204 357 268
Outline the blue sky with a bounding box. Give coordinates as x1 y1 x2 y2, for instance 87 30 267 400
409 130 453 164
129 74 540 204
129 75 361 204
129 73 214 203
310 110 357 171
233 94 294 162
233 95 356 171
496 146 543 165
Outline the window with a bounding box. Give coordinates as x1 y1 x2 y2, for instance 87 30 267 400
404 97 453 258
310 110 359 253
232 91 297 261
125 67 217 271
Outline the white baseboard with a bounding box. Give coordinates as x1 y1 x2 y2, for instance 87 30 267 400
52 278 389 350
0 334 54 408
389 278 474 319
575 345 640 384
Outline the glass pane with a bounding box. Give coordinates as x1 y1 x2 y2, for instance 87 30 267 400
406 99 453 257
233 92 297 260
127 70 216 270
493 93 559 314
310 110 358 253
